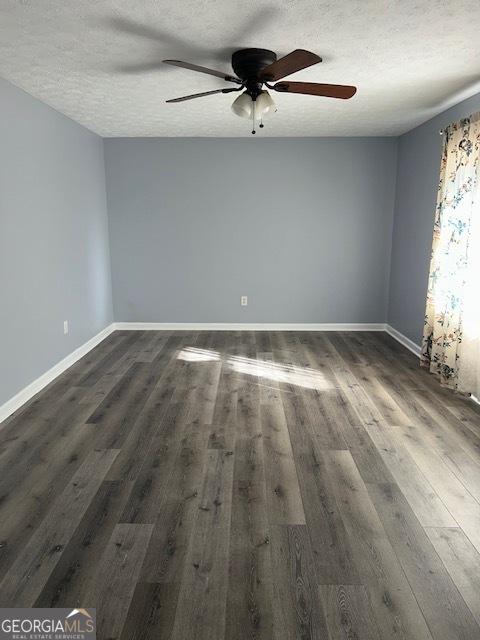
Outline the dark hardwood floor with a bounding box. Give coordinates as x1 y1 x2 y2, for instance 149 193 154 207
1 330 480 639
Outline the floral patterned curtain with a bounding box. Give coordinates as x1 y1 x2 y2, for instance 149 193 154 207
421 112 480 389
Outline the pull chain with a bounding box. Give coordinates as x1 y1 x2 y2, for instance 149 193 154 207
251 99 256 135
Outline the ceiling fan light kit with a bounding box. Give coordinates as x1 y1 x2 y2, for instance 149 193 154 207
231 90 276 133
164 48 356 134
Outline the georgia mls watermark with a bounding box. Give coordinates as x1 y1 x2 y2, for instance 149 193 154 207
0 608 96 640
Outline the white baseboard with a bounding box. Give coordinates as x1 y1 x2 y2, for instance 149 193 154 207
385 324 421 357
0 323 116 426
114 322 387 332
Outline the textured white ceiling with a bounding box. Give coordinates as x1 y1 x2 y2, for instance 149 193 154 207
1 1 480 137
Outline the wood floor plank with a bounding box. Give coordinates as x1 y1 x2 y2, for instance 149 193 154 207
256 354 283 406
139 422 210 582
367 482 480 640
0 385 92 488
277 381 315 456
78 372 123 407
118 401 193 525
170 449 234 640
77 331 142 387
395 423 480 552
445 401 480 435
319 584 381 640
220 335 275 640
35 479 132 608
88 337 185 450
261 402 306 525
274 342 362 584
440 448 480 504
0 419 101 576
207 345 240 452
306 333 396 484
425 527 480 627
270 525 330 640
288 437 361 585
352 367 412 427
395 385 480 463
318 333 457 527
225 432 274 640
134 330 172 362
94 523 154 640
0 448 119 606
110 340 190 486
304 388 351 450
119 335 216 524
120 581 180 640
323 450 433 640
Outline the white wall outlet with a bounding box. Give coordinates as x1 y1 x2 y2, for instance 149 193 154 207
241 296 248 306
63 320 69 335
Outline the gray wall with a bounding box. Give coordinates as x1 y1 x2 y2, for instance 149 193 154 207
388 90 480 346
6 76 476 406
105 138 397 324
0 78 113 405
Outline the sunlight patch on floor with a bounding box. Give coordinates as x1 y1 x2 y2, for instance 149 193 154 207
177 346 332 390
177 347 220 362
228 354 332 390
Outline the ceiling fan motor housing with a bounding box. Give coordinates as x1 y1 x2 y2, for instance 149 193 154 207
231 48 277 82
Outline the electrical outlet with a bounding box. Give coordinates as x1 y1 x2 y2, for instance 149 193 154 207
63 320 69 335
241 296 248 306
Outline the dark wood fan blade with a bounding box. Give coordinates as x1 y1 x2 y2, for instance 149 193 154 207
273 81 357 99
166 88 239 103
260 49 321 81
163 60 241 83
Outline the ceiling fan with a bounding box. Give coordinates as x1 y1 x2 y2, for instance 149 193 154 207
163 48 357 134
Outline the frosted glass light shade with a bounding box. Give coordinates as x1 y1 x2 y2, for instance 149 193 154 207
231 92 253 119
256 91 276 118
